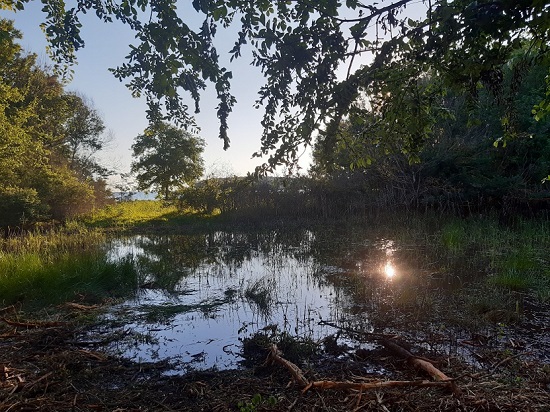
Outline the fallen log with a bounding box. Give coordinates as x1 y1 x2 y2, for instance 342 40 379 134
381 339 461 396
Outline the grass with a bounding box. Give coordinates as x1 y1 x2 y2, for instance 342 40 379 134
82 200 222 232
0 224 139 310
83 200 180 229
433 216 550 290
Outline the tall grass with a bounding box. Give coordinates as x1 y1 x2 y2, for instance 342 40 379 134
0 223 138 310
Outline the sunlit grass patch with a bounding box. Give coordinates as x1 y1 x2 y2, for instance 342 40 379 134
83 200 180 228
82 200 221 230
1 222 104 255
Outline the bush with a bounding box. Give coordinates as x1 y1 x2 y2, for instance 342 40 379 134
0 186 45 228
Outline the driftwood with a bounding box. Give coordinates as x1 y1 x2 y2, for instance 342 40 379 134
266 344 308 386
380 339 462 396
267 339 461 397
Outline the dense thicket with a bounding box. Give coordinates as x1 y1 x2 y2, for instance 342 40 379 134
308 51 550 217
0 20 113 228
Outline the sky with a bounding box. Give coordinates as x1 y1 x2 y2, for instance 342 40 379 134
1 1 428 184
1 2 275 182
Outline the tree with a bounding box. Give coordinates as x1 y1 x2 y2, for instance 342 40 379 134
0 19 113 226
310 50 550 214
131 122 205 200
3 1 549 172
57 92 113 180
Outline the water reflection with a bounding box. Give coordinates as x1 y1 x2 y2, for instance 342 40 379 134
98 228 460 372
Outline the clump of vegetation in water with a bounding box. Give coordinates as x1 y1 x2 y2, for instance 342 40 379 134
240 328 318 367
244 277 275 317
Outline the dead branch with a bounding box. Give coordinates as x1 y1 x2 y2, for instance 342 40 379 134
1 318 66 329
380 339 462 396
64 302 101 311
318 320 399 340
0 305 18 316
266 344 309 386
303 379 455 393
268 342 462 399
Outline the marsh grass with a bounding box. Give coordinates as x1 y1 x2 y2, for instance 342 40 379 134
440 220 468 253
0 224 138 309
244 277 275 316
0 251 138 309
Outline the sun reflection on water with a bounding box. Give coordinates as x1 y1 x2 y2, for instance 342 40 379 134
384 261 396 279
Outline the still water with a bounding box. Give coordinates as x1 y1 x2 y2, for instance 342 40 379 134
99 227 467 372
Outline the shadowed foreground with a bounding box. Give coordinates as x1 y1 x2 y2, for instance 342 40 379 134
1 306 549 412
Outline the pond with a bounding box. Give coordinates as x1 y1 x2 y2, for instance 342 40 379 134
91 224 545 373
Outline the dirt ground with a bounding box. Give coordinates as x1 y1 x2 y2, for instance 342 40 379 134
1 304 549 412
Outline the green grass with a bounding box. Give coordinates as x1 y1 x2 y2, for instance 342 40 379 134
433 216 550 299
0 224 138 310
0 252 138 309
82 200 221 231
440 220 468 252
83 200 180 228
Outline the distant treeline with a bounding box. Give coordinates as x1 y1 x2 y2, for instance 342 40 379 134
176 170 549 222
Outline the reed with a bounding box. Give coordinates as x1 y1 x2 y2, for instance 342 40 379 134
0 224 137 309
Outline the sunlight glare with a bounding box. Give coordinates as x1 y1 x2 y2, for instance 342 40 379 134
384 261 396 278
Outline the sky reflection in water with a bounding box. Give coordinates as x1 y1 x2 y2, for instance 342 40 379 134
101 230 411 372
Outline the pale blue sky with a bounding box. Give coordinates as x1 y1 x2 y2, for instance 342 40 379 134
2 2 427 182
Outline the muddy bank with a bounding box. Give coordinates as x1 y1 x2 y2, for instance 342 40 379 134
1 305 549 412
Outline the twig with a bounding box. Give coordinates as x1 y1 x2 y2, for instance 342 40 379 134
0 305 18 316
303 379 455 393
318 320 399 340
1 318 65 329
491 351 533 372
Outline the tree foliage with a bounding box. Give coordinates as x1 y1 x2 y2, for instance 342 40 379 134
311 50 550 214
0 19 113 227
131 122 205 200
3 0 548 172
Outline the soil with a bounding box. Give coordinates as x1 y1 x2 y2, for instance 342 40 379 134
1 304 549 412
